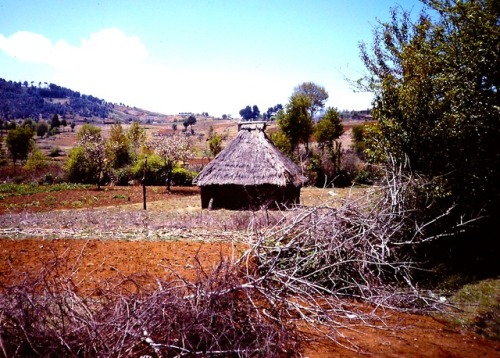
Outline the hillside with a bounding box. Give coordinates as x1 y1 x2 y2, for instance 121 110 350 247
0 78 167 124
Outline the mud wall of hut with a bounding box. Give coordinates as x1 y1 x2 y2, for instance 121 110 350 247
200 184 300 210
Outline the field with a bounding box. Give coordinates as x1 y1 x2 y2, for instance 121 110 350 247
1 184 499 357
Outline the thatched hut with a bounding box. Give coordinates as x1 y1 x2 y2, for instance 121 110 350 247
193 122 307 210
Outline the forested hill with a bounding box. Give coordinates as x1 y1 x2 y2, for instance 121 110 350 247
0 78 114 120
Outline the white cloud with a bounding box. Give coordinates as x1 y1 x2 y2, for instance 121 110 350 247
0 28 373 116
0 28 155 106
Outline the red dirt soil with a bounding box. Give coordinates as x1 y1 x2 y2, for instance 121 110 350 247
0 187 499 357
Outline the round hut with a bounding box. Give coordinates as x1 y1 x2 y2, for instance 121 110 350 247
193 122 307 210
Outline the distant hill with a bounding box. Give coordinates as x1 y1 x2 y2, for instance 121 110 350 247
0 78 167 123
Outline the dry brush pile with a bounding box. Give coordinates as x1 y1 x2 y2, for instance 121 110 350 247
0 163 457 357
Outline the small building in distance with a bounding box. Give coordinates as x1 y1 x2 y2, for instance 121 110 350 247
193 122 307 210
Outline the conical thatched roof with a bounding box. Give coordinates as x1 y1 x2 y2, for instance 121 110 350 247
194 122 307 187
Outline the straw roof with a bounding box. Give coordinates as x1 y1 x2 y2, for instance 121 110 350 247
194 122 307 187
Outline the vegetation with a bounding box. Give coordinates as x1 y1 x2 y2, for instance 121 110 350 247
67 125 107 189
147 135 193 191
5 125 34 166
208 132 223 157
239 105 261 120
293 81 329 118
359 0 500 274
0 79 110 120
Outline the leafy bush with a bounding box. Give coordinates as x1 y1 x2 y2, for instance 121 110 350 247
25 148 48 170
131 154 165 185
66 146 95 184
48 146 62 157
172 167 197 186
113 167 132 186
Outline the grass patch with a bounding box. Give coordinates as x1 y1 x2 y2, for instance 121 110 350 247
0 183 91 196
446 278 500 341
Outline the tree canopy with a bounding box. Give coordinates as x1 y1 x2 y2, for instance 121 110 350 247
293 82 329 118
359 0 500 271
5 125 34 166
239 105 260 120
276 94 314 153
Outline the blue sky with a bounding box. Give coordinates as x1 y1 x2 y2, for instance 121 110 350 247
0 1 424 117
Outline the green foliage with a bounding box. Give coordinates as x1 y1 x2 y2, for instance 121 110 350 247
0 182 90 197
127 121 146 158
208 132 223 157
269 130 293 158
66 146 95 184
50 114 61 130
107 123 131 169
113 167 133 186
76 123 101 141
131 154 165 185
293 82 328 118
359 0 500 271
0 140 7 166
171 167 197 186
49 146 62 157
239 105 260 120
448 279 500 341
314 107 343 153
25 148 48 170
35 121 49 138
277 93 314 153
5 125 34 165
67 125 107 188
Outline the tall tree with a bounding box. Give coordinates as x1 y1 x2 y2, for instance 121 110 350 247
107 123 131 169
277 94 314 154
359 0 500 270
293 82 329 118
127 121 146 158
6 126 34 166
314 107 344 180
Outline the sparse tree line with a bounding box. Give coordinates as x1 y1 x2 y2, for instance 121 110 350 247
0 119 197 190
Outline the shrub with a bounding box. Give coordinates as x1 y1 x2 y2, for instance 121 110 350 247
172 167 197 186
113 167 132 186
49 146 62 157
131 154 165 185
25 148 48 170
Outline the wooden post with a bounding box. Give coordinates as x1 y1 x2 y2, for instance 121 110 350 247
142 156 147 210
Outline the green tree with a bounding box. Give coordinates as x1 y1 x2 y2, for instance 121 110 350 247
25 148 48 170
6 126 34 166
269 130 293 158
314 107 344 176
359 0 500 270
126 121 146 159
293 82 329 118
107 123 131 169
208 132 223 157
314 107 343 153
277 93 314 154
36 121 49 138
50 114 61 130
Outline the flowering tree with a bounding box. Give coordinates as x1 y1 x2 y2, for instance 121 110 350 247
78 130 107 189
67 125 107 189
148 134 193 192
